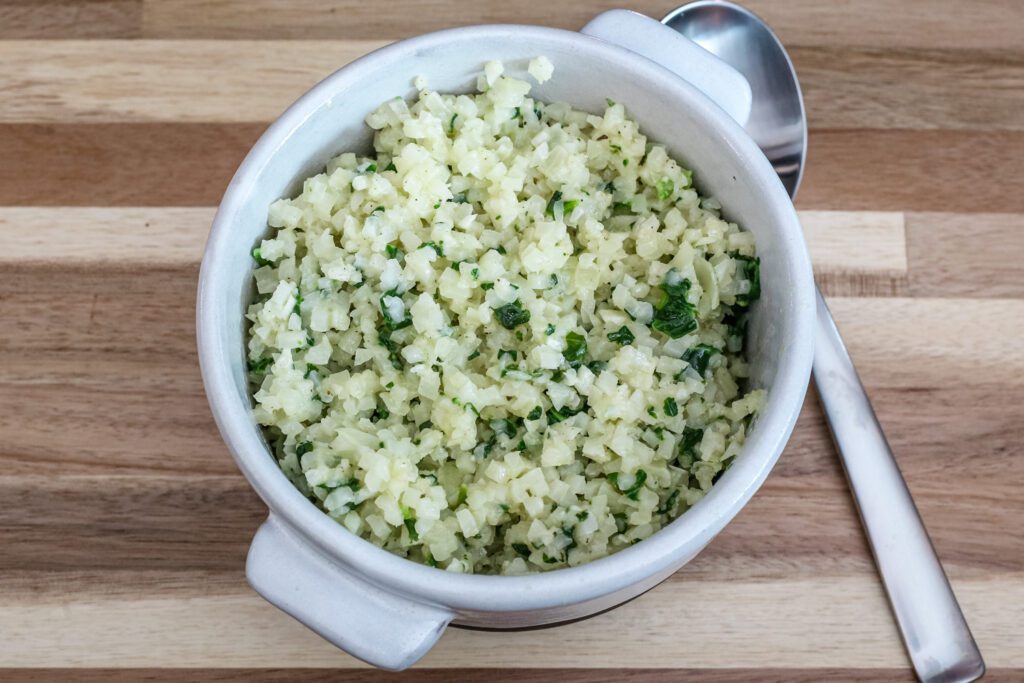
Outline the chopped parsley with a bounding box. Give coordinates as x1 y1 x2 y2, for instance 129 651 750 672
733 254 761 307
544 190 563 217
657 489 681 515
656 178 674 200
385 243 400 259
494 301 531 329
607 325 635 345
664 397 679 417
607 469 647 500
681 344 720 376
545 323 556 335
419 241 444 256
546 400 588 425
248 356 273 376
384 162 397 172
512 542 530 557
295 441 313 457
678 426 704 465
527 406 543 421
563 331 587 368
651 275 698 339
251 246 272 267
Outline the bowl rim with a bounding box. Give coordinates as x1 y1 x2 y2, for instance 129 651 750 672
197 22 815 613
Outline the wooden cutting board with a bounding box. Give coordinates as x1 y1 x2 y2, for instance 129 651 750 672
1 1 1021 680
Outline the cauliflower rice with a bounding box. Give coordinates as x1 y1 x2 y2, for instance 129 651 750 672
246 58 765 574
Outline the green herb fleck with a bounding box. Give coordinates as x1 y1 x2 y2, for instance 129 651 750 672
651 276 698 339
607 325 634 345
494 301 531 329
295 441 313 457
546 400 588 425
471 267 480 279
467 349 481 361
481 282 494 291
380 292 412 331
384 162 397 172
608 469 648 500
681 344 720 376
251 247 272 267
664 397 679 417
527 406 543 421
656 178 674 200
545 323 556 336
512 542 530 557
420 241 445 257
456 484 468 507
733 254 761 307
248 357 273 376
385 243 400 259
679 427 704 465
657 489 681 515
563 331 587 369
544 190 563 218
647 406 657 419
613 512 628 534
448 113 457 134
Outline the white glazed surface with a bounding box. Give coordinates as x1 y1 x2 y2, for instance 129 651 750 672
197 15 814 671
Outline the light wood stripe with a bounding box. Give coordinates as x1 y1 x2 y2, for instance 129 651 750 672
0 40 386 124
0 572 1017 668
1 41 1021 131
0 208 910 289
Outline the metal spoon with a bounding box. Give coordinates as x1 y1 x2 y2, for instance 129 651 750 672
663 3 985 681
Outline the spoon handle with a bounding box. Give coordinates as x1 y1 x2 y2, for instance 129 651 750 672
813 288 985 683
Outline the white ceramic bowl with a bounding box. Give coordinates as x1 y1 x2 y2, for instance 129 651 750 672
197 10 814 671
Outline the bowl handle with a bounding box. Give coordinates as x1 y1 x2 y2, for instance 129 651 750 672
246 513 454 671
581 9 753 126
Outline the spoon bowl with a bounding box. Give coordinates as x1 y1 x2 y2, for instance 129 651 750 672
664 1 806 196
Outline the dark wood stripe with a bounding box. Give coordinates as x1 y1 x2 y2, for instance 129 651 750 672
0 0 140 38
130 0 1024 50
794 46 1024 131
797 129 1024 213
0 384 1019 574
2 125 1021 212
0 123 263 206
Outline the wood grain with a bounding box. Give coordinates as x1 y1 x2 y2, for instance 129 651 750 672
3 126 1022 212
132 0 1024 50
2 0 1022 679
0 572 1019 668
906 212 1024 298
0 0 141 39
3 42 1022 131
